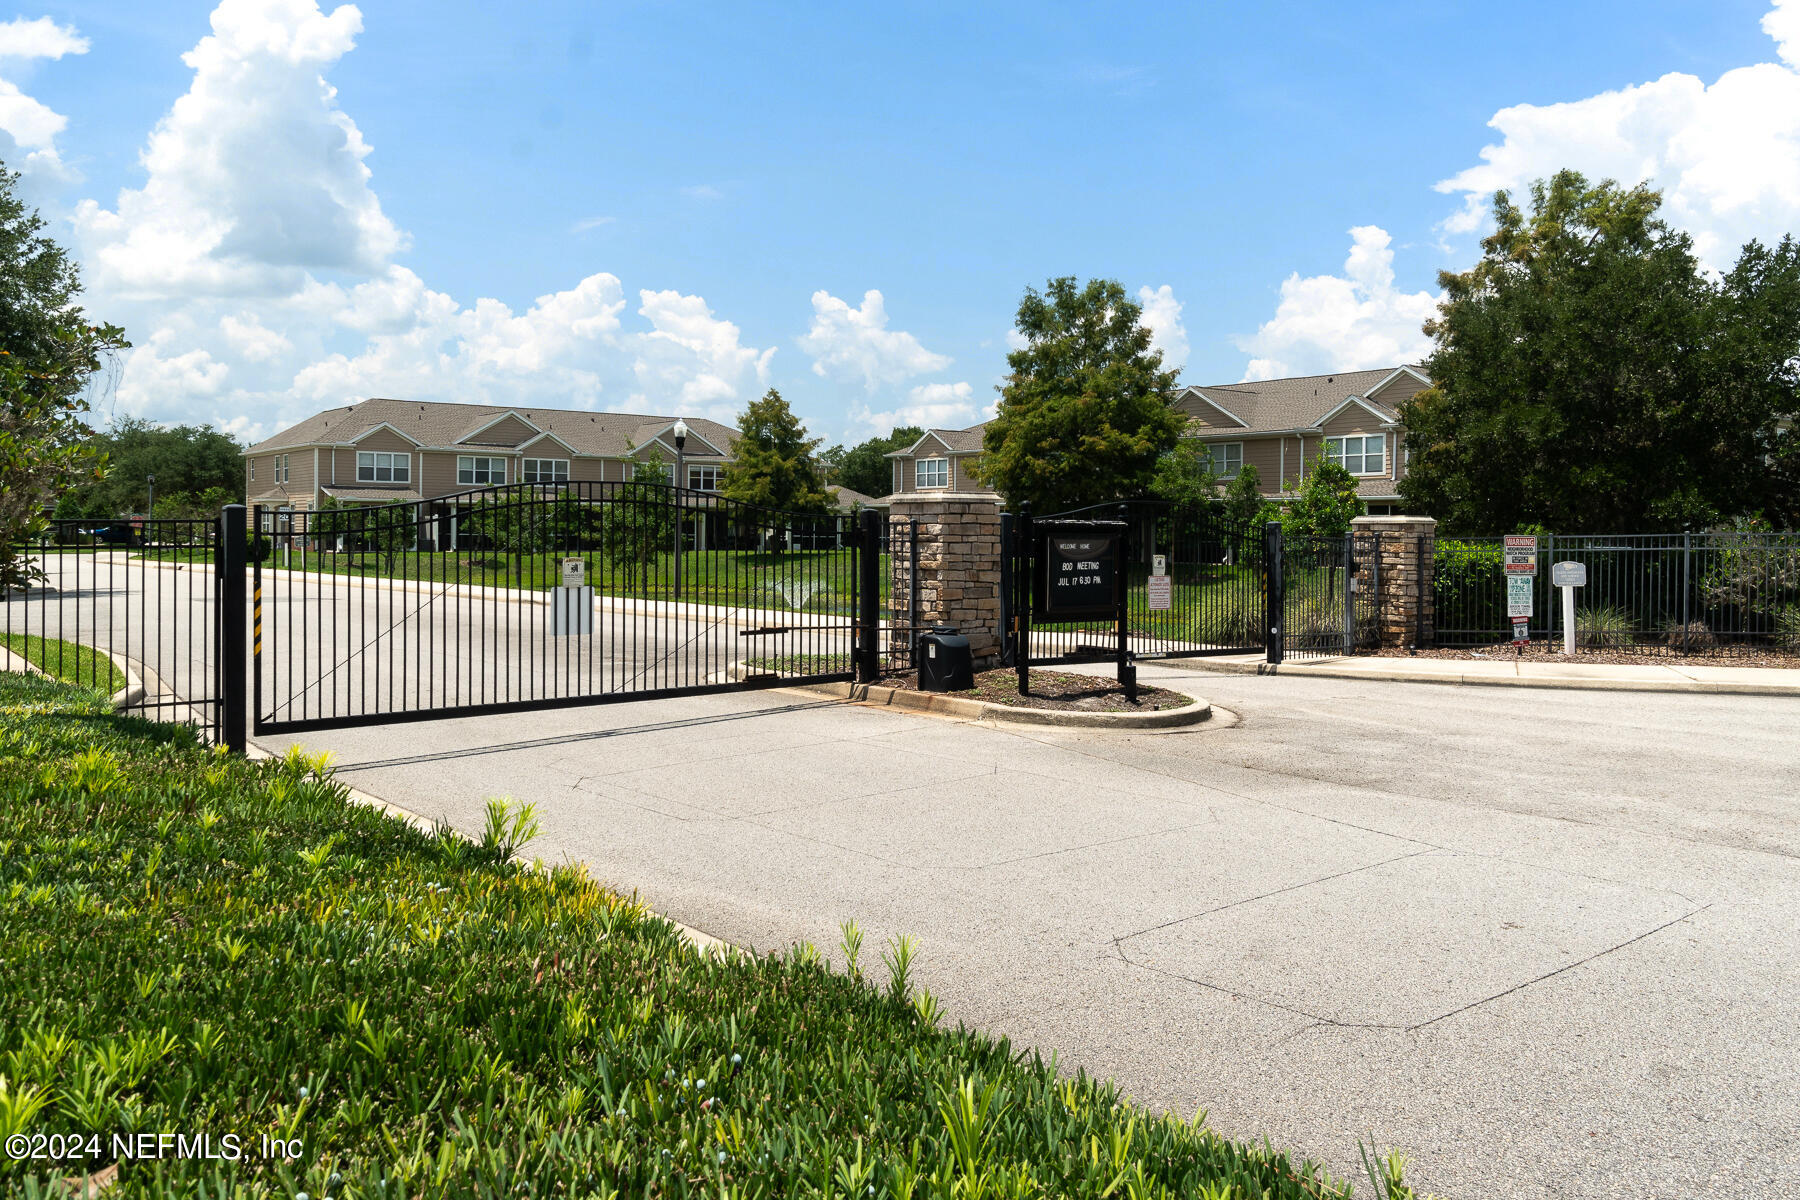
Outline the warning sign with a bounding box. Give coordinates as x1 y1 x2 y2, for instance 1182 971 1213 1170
1504 535 1538 576
1512 617 1530 644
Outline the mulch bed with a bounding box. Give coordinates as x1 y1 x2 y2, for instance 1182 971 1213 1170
1372 644 1800 669
874 667 1191 712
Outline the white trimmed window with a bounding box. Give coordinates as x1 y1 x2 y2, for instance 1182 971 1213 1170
356 451 410 483
916 457 949 488
249 459 255 482
1324 434 1385 475
523 457 569 483
1204 442 1243 477
457 455 507 486
686 464 721 492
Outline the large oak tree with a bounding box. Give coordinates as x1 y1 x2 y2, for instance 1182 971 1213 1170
1400 170 1800 532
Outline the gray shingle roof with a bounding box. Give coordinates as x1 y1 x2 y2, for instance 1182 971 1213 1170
1181 367 1424 434
247 398 739 459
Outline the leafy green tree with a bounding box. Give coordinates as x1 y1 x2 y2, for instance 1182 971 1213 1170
1220 463 1275 530
722 389 830 514
312 495 416 571
1148 439 1218 510
0 164 126 587
976 277 1184 510
824 425 924 499
604 448 675 587
1400 170 1800 532
1282 457 1364 542
72 417 245 514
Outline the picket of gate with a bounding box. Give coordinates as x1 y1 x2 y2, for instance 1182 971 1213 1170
251 483 863 735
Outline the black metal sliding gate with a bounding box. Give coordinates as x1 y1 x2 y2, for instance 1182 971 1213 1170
253 482 863 735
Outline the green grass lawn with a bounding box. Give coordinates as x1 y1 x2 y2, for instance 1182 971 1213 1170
0 674 1416 1199
0 634 128 696
213 548 878 613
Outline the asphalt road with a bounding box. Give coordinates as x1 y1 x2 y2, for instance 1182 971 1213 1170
11 553 1797 1197
253 665 1800 1200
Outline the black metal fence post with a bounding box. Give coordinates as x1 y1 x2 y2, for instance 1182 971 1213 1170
856 506 879 684
220 504 248 754
1016 503 1032 695
998 511 1014 666
1264 520 1284 666
1116 513 1136 702
1342 534 1356 657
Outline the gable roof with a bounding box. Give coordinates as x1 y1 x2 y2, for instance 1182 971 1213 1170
246 398 740 460
891 421 988 457
1176 366 1424 435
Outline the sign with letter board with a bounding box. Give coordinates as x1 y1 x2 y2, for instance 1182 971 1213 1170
1146 575 1172 611
1507 575 1533 618
1551 561 1587 587
1034 520 1123 620
1504 535 1538 576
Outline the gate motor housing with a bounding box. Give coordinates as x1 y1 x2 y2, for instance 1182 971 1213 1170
917 625 975 692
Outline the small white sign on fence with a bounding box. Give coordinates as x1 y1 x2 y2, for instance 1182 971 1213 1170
1151 554 1167 577
1506 575 1533 618
1146 575 1172 611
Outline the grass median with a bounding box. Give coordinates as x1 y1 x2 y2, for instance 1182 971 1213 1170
0 633 128 696
0 674 1416 1199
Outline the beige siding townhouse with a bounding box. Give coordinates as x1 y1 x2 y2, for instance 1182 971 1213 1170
882 366 1428 513
244 398 739 547
886 423 995 498
1173 365 1428 514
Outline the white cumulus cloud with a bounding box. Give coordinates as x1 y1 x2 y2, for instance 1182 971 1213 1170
1234 226 1437 382
50 0 780 440
1135 284 1189 371
74 0 401 298
0 16 90 191
1436 0 1800 270
847 382 985 440
798 289 951 390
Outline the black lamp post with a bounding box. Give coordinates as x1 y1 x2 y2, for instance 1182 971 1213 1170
672 418 688 600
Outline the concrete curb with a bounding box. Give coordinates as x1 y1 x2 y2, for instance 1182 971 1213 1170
1 640 146 708
1173 656 1800 697
769 676 1213 728
245 741 741 958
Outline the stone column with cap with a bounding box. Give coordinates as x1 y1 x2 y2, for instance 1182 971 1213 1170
883 492 1005 667
1349 514 1437 649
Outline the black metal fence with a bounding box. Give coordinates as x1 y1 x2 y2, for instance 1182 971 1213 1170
253 482 861 734
1280 530 1379 660
1005 500 1273 665
2 514 240 746
879 514 919 673
1433 531 1800 655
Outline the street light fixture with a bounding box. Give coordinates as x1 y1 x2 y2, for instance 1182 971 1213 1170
671 419 688 600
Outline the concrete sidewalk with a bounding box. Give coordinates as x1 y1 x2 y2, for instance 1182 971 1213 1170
1170 650 1800 695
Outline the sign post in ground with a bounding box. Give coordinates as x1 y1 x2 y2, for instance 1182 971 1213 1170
1552 560 1587 655
1504 535 1538 650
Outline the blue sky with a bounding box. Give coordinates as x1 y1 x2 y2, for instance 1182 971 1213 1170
3 0 1798 447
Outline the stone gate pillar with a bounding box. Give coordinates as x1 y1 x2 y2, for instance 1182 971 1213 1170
884 492 1004 666
1350 514 1437 649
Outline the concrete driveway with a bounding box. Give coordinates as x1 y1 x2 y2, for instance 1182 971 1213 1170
258 667 1799 1199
